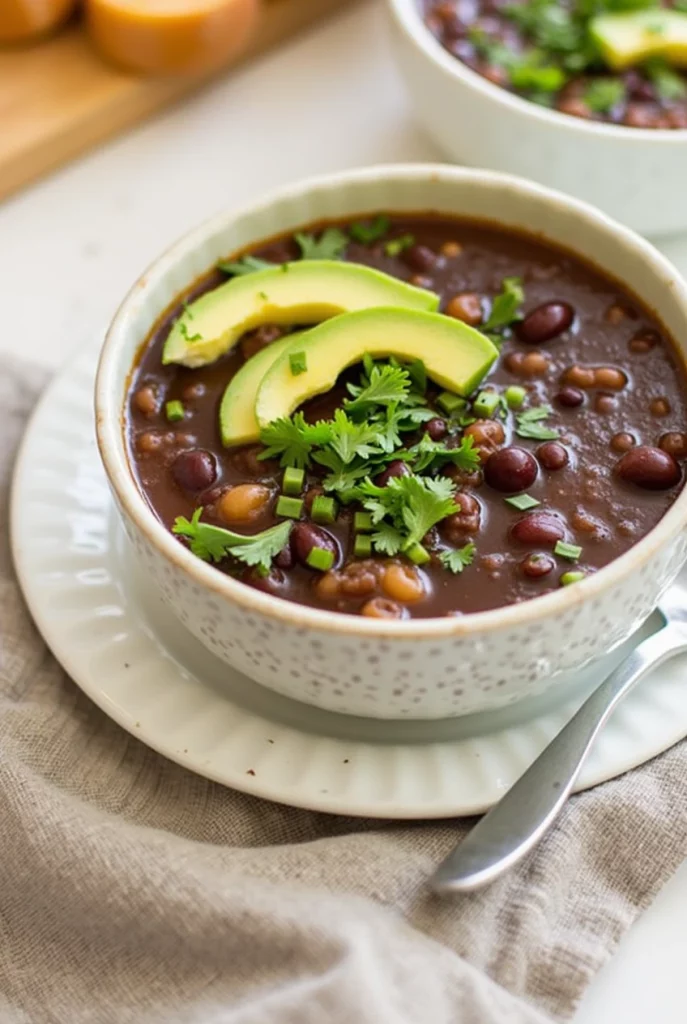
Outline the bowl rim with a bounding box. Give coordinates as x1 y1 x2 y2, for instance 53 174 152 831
387 0 687 143
96 162 687 639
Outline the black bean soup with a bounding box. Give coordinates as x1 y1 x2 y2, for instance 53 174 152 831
127 214 687 620
423 1 687 129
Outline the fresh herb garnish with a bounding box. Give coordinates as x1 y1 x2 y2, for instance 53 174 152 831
172 509 291 575
515 404 560 441
357 475 457 555
485 276 524 332
646 59 687 101
258 413 333 468
583 78 625 114
345 363 411 416
349 215 390 244
384 234 415 257
438 543 476 574
295 228 348 261
408 433 480 475
178 321 203 343
217 255 275 276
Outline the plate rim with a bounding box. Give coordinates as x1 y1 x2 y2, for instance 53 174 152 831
10 347 687 818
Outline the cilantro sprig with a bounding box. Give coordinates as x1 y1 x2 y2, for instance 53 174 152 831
295 228 348 261
515 404 560 441
173 509 292 575
218 255 276 276
349 215 390 244
438 543 476 574
356 475 458 556
259 413 333 468
485 276 524 336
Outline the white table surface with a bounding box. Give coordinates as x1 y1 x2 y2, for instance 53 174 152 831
3 2 686 1018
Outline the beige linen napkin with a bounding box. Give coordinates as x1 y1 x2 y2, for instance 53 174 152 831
2 358 687 1024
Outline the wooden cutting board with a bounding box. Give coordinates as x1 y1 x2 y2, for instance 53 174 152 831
0 0 350 203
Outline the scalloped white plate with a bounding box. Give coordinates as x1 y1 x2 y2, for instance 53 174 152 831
10 347 687 817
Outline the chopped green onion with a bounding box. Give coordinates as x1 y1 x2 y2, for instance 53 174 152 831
276 495 303 520
311 495 337 525
560 570 585 586
307 547 335 571
505 494 540 511
505 385 526 410
165 400 185 422
282 466 305 496
384 234 415 257
289 351 307 376
354 534 372 557
405 541 431 566
354 512 374 533
473 390 501 417
437 391 465 415
555 541 582 562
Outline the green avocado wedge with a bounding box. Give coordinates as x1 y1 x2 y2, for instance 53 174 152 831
162 261 439 368
220 332 305 447
254 307 499 430
590 10 687 71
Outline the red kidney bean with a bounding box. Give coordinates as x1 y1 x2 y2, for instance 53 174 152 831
521 553 555 579
510 512 566 547
555 386 584 409
275 546 293 569
403 244 437 274
537 442 569 471
426 417 448 441
442 491 481 542
659 432 687 460
516 302 575 344
375 460 411 487
171 449 217 493
291 522 340 568
485 447 538 493
624 70 656 103
615 446 681 491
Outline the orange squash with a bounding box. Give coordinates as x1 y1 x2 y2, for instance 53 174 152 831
85 0 261 75
0 0 77 43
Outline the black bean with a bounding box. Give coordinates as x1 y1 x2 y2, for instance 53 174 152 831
403 244 437 274
485 446 538 493
615 446 681 491
516 302 575 344
171 449 217 493
555 386 584 409
426 417 448 441
375 460 411 487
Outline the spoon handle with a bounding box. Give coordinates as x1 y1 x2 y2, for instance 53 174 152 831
431 623 687 894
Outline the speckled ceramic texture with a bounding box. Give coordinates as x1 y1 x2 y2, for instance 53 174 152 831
386 0 687 238
96 165 687 720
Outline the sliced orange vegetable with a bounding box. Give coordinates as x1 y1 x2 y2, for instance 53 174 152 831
85 0 261 75
0 0 77 43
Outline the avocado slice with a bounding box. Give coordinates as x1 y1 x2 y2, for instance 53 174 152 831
220 331 305 447
254 307 499 429
162 261 439 368
591 10 687 71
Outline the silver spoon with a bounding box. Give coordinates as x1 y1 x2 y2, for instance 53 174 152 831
431 580 687 894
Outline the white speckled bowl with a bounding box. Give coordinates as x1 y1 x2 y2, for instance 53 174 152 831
96 164 687 720
386 0 687 237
